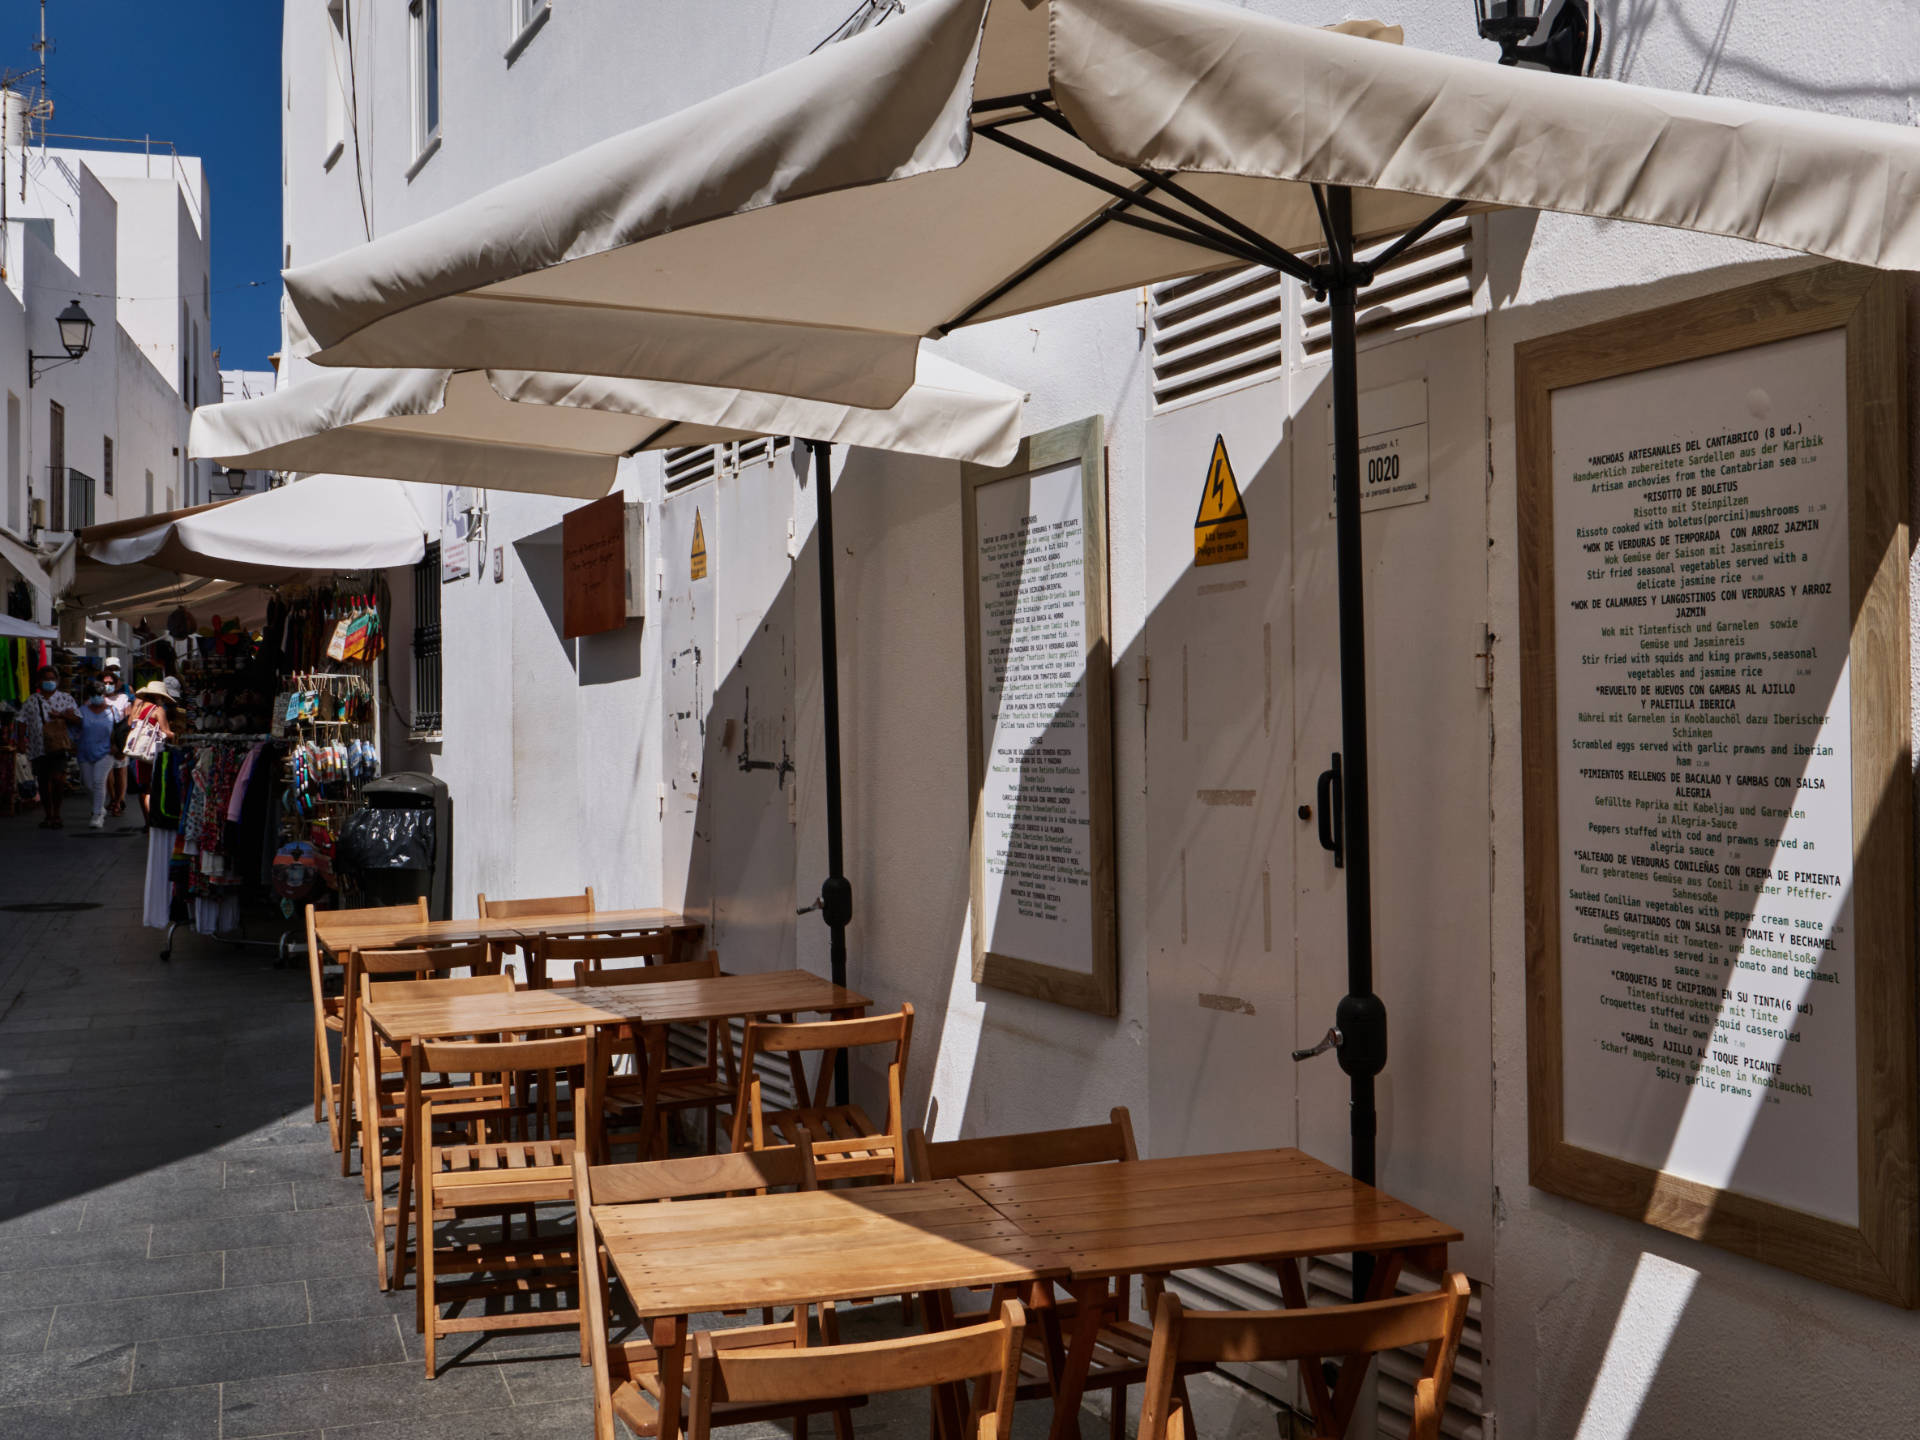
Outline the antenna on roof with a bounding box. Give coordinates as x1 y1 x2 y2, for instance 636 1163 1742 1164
29 0 52 149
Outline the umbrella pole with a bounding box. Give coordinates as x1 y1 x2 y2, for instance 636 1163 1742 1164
1324 187 1387 1299
810 440 853 1107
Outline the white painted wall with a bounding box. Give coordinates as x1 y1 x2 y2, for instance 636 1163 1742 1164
277 4 1920 1436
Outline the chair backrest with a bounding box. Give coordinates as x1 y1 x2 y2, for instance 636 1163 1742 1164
909 1107 1136 1183
571 953 717 989
354 941 495 981
688 1302 1025 1440
585 1144 816 1205
542 931 675 971
1138 1279 1472 1440
366 971 515 1006
327 899 431 929
415 1031 601 1148
477 888 596 921
420 1032 594 1077
733 1007 913 1179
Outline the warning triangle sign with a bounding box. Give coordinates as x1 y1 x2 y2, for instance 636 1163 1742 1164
690 509 709 580
1193 435 1248 566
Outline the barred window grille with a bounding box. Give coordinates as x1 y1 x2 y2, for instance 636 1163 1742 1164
411 543 443 737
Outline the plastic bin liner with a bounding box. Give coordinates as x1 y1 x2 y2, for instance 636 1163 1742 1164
336 806 435 873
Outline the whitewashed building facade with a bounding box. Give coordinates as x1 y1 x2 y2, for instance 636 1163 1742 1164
0 96 216 624
278 4 1920 1437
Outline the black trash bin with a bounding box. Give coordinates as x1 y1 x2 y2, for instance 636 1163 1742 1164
339 771 453 919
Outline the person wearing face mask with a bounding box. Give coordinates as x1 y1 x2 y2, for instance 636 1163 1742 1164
23 665 79 830
74 680 117 829
101 662 131 817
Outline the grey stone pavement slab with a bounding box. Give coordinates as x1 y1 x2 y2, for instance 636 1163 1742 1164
0 795 1274 1440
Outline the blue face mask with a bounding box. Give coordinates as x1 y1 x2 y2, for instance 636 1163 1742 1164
40 680 56 693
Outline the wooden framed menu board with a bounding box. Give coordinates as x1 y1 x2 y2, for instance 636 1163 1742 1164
961 416 1117 1016
1518 265 1916 1305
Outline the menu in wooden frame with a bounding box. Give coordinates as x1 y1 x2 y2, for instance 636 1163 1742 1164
1518 265 1915 1304
962 417 1117 1015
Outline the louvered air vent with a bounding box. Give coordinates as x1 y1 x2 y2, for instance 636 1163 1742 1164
1167 1256 1489 1440
1148 265 1287 410
664 444 721 492
1299 216 1475 358
663 437 793 492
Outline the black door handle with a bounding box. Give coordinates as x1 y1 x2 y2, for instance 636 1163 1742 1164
1316 754 1344 869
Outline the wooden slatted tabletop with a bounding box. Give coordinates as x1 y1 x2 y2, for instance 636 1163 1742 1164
961 1148 1461 1277
599 1179 1066 1316
365 969 868 1046
312 908 704 960
571 971 869 1026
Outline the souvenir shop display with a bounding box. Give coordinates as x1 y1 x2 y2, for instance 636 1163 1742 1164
137 576 393 959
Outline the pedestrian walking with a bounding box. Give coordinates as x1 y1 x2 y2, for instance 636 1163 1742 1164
74 681 117 829
22 665 80 830
101 661 132 817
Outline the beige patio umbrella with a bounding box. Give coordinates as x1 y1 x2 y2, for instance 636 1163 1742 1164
278 0 1920 1180
187 346 1026 490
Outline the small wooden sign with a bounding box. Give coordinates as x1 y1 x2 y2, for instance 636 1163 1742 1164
562 493 627 638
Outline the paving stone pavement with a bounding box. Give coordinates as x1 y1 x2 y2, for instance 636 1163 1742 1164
0 794 1278 1440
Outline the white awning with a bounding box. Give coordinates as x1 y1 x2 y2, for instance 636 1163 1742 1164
78 474 427 585
0 613 58 640
282 0 1920 407
188 346 1025 494
0 527 61 596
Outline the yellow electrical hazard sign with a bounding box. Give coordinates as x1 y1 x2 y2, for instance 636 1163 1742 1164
690 509 709 580
1193 435 1248 566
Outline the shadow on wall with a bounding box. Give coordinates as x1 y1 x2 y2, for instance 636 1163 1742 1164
513 520 643 686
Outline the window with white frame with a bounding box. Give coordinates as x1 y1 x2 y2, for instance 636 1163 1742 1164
324 0 348 167
408 0 441 166
510 0 549 46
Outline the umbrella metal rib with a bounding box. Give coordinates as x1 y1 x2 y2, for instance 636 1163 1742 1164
894 91 1466 1239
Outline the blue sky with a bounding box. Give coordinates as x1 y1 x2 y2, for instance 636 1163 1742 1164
5 1 283 371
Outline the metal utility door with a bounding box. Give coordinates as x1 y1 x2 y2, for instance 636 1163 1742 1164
658 481 715 920
709 450 798 973
1145 380 1298 1159
1290 321 1493 1279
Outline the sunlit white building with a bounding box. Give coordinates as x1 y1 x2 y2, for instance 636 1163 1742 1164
277 4 1920 1436
0 87 216 626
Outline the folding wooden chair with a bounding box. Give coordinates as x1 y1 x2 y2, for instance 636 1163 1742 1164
1138 1278 1472 1440
304 899 427 1149
731 1007 912 1184
414 1033 603 1376
341 939 498 1187
477 888 596 986
574 1146 857 1440
686 1300 1027 1440
569 952 736 1158
909 1108 1183 1437
357 969 518 1288
539 930 674 987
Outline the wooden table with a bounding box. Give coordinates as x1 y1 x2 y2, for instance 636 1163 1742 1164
365 969 869 1293
961 1149 1462 1439
597 1179 1067 1438
312 908 707 967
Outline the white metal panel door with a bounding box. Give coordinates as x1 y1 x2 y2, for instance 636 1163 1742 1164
1290 320 1493 1279
710 449 798 973
1145 380 1297 1158
658 482 715 921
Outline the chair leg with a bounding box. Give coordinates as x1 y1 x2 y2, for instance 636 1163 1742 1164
312 1036 324 1123
420 1165 437 1377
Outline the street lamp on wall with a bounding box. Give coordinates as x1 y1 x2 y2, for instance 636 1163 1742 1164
29 298 95 386
1473 0 1599 74
223 466 249 495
